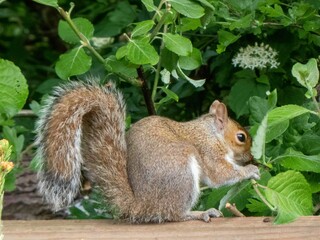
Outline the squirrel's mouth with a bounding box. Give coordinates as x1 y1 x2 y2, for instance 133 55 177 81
235 153 254 166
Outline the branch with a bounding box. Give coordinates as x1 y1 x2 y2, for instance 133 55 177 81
57 6 142 87
225 202 245 217
15 110 37 117
137 67 156 115
251 179 276 212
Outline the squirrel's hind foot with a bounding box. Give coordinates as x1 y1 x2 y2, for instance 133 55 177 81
184 208 223 222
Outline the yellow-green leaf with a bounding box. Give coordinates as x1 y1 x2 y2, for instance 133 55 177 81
0 59 29 117
265 171 313 224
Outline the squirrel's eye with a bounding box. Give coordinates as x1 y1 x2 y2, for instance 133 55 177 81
236 133 246 143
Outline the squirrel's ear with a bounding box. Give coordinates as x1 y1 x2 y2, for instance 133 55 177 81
209 100 229 131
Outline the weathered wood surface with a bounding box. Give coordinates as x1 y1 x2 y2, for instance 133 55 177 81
3 216 320 240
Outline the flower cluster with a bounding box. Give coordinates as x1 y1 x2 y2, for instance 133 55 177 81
232 43 280 70
0 139 13 173
0 139 13 240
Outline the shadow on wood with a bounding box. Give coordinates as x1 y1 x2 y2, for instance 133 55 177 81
3 216 320 240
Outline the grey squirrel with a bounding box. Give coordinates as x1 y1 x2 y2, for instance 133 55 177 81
36 80 260 223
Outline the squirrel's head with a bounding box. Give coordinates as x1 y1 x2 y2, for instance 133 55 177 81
209 100 253 165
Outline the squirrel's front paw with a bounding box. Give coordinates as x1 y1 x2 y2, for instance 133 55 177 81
245 164 260 180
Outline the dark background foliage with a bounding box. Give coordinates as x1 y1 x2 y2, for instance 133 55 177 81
1 0 320 222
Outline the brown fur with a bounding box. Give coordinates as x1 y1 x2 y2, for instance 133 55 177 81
36 82 260 223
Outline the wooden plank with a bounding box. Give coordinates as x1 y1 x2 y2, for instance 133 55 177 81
2 216 320 240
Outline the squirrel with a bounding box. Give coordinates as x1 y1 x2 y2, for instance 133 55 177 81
35 80 260 223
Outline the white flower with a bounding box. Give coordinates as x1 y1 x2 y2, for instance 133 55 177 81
232 42 280 70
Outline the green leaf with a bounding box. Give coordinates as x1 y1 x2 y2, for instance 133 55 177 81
246 198 270 214
267 105 311 129
163 33 193 56
309 34 320 47
3 126 24 159
227 0 261 11
217 30 240 54
303 20 320 32
127 38 159 65
55 47 92 80
305 88 317 98
33 0 58 7
161 87 179 102
265 171 313 224
131 20 155 38
304 173 320 193
276 148 320 173
116 45 128 60
266 120 289 143
251 113 267 160
161 48 179 72
259 4 286 18
179 18 201 32
228 76 269 118
267 89 278 110
201 7 214 27
141 0 157 12
95 1 136 37
169 0 205 18
196 0 215 10
229 14 253 30
176 64 205 87
256 74 270 85
266 105 311 143
58 18 94 44
36 78 63 94
179 47 202 70
249 89 277 125
29 100 41 116
297 134 320 155
0 59 29 117
105 56 138 78
156 96 174 107
292 58 319 89
205 185 231 209
219 181 252 214
248 96 269 124
4 171 17 191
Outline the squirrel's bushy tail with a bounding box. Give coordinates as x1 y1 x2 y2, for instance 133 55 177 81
36 80 134 215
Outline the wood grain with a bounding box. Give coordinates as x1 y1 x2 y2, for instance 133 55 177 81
3 216 320 240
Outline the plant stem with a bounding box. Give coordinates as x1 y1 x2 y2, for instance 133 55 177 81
151 24 167 102
150 1 171 102
225 202 245 217
57 7 105 63
251 179 276 212
137 67 156 115
150 5 171 41
151 0 166 22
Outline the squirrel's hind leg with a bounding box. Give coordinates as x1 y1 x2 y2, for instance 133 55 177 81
184 209 223 222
